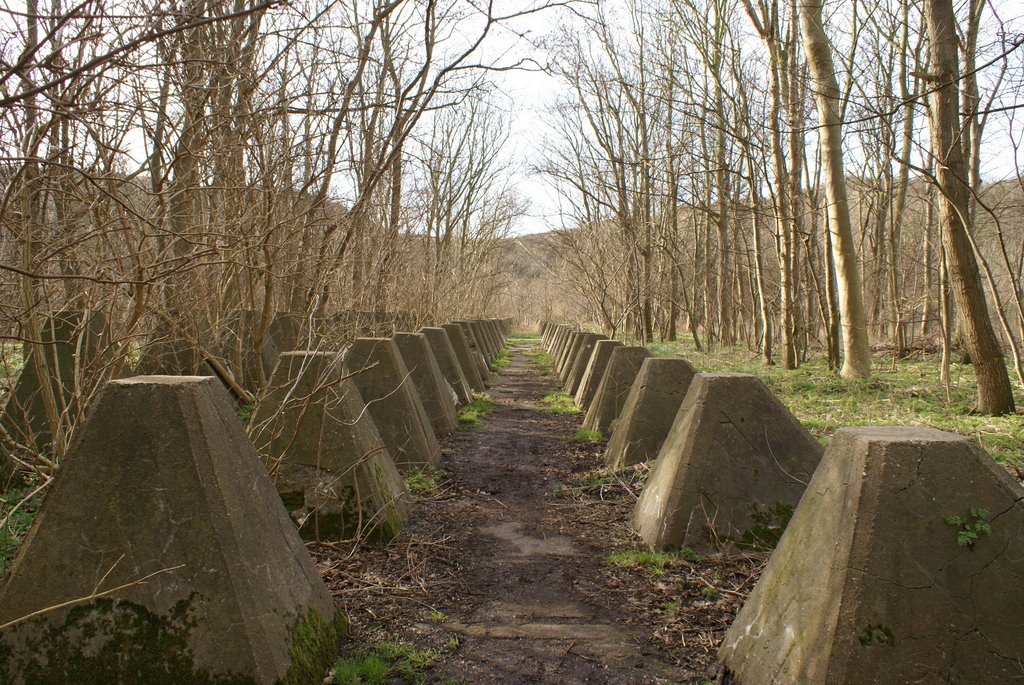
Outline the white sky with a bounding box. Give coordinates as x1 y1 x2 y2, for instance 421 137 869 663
483 0 1024 236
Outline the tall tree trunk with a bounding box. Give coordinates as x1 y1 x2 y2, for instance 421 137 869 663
924 0 1015 414
799 0 872 377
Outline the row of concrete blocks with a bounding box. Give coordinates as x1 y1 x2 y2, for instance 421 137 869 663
0 319 511 684
539 321 1024 684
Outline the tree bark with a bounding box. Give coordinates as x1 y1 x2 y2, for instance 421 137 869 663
924 0 1015 414
798 0 872 377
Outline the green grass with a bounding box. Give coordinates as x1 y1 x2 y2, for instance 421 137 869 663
642 340 1024 470
524 348 555 375
458 393 495 428
538 391 579 414
569 428 604 443
490 349 511 373
333 641 443 684
404 466 447 496
1 482 44 578
607 547 702 575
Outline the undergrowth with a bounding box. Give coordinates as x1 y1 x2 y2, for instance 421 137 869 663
459 393 495 428
539 391 578 414
332 640 446 685
490 349 511 373
569 428 604 443
607 547 702 575
0 482 44 578
404 466 447 496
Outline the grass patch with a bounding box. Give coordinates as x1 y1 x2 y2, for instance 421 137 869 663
607 547 701 575
569 428 604 443
524 347 555 375
404 466 447 496
490 349 511 373
641 340 1024 471
459 393 495 429
508 337 540 345
332 641 443 685
539 391 579 414
1 482 45 578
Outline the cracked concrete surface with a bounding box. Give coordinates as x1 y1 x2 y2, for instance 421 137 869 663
720 426 1024 684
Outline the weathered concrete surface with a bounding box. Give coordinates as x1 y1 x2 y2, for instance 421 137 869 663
551 326 570 360
421 327 473 404
631 373 823 552
0 311 109 470
720 426 1024 685
393 332 459 436
558 332 588 384
345 337 442 471
0 376 344 684
574 340 622 410
552 326 571 358
456 321 491 383
250 351 408 541
442 323 486 392
468 320 496 361
581 346 650 435
603 358 697 469
557 329 581 376
564 334 607 396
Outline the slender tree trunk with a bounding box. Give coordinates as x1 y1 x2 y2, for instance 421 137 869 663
799 0 871 377
925 0 1015 414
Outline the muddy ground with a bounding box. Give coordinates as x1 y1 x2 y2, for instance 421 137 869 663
315 343 765 684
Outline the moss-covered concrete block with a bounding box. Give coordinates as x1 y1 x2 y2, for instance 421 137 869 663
631 373 822 553
581 346 650 435
441 324 485 392
603 357 697 469
420 327 473 405
720 426 1024 684
564 333 607 395
574 340 622 410
249 352 408 542
0 375 344 684
344 338 441 471
393 333 459 437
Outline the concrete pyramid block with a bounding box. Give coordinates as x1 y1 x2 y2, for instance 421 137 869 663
393 332 459 436
0 376 344 684
557 332 582 377
456 321 490 382
565 333 607 395
631 373 823 552
249 352 408 541
603 357 697 469
344 338 442 471
581 346 650 435
574 339 622 409
558 332 587 383
1 310 109 464
442 324 485 392
720 427 1024 684
420 327 473 404
468 320 495 361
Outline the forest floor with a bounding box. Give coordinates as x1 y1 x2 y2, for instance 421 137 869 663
317 342 764 684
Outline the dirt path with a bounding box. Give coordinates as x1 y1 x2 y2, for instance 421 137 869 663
323 342 755 684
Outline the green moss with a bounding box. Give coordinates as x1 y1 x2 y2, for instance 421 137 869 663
738 502 795 550
281 607 348 685
0 595 255 685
